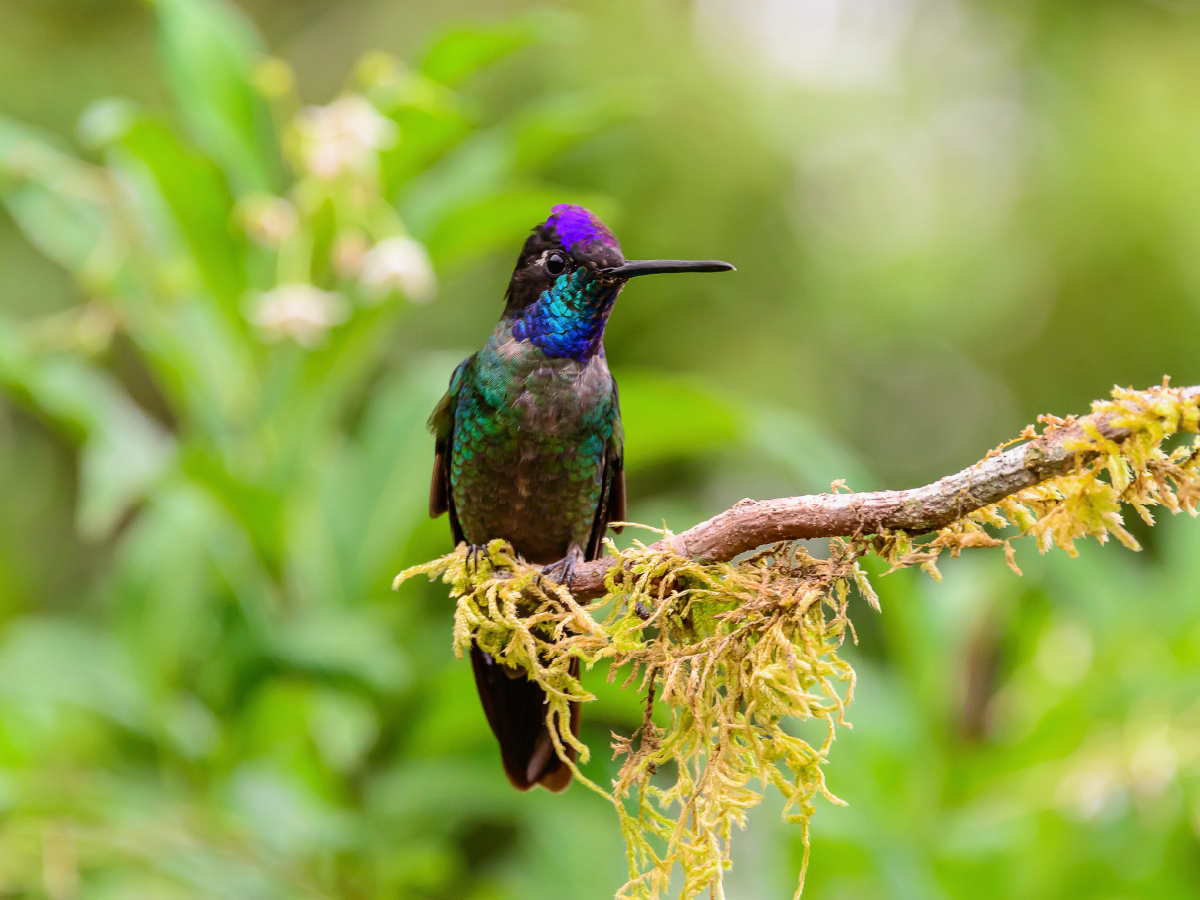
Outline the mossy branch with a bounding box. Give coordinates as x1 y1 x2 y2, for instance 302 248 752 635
396 381 1200 900
565 382 1200 597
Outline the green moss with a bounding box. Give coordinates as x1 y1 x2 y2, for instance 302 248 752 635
879 383 1200 577
397 536 859 900
395 382 1200 900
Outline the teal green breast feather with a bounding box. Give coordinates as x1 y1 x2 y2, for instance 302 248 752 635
429 322 625 566
424 202 732 794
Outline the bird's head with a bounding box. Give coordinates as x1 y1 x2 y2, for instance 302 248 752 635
503 204 734 316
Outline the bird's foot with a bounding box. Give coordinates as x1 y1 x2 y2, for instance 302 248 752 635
541 545 585 589
465 543 490 575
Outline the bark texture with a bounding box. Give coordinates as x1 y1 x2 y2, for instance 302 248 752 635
565 386 1200 599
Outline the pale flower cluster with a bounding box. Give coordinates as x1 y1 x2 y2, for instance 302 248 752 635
238 195 299 248
1055 727 1183 822
293 96 398 180
240 94 437 348
359 236 436 303
247 284 349 347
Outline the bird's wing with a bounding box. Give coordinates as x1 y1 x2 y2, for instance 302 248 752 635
586 373 625 562
428 355 473 545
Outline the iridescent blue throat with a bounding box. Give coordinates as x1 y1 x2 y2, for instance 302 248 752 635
511 268 618 361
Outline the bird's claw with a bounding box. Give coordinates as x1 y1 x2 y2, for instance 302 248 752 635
541 547 583 588
465 543 489 575
541 558 574 587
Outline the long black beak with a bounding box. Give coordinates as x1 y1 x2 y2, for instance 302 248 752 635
600 259 736 278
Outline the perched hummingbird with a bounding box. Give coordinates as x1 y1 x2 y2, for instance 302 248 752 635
428 205 733 791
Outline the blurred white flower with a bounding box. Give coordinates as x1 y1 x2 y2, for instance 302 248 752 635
293 96 398 180
1056 759 1127 821
359 236 436 303
1129 730 1177 799
247 284 349 347
239 195 299 248
76 97 137 149
332 230 370 278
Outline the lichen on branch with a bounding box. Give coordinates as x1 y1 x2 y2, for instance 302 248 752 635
394 381 1200 900
396 535 862 900
564 381 1200 596
873 381 1200 579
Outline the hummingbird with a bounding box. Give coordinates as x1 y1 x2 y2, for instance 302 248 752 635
428 204 734 791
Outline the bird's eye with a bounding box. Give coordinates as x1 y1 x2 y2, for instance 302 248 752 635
545 252 566 275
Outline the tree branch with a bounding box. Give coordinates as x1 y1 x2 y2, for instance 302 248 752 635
567 385 1200 599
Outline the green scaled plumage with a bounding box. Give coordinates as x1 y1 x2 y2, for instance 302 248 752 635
426 204 733 792
434 327 624 568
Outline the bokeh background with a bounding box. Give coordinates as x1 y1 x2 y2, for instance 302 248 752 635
3 0 1200 897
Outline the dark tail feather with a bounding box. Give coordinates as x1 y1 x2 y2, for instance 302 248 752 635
470 646 580 792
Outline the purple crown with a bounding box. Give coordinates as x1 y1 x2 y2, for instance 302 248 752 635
543 204 619 253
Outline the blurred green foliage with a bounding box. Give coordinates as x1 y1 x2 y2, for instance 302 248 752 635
1 0 1200 898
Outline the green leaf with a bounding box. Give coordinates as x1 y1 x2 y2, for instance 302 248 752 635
134 299 259 441
77 136 261 432
335 354 464 592
263 304 404 479
612 370 744 467
118 117 248 314
108 483 228 681
399 130 512 239
423 187 615 267
149 0 279 194
368 759 520 823
512 86 643 172
0 116 117 283
398 83 625 265
0 618 151 733
419 12 578 88
162 693 221 759
268 608 410 694
747 403 876 493
76 401 175 541
226 763 354 857
381 102 473 201
400 665 488 759
180 444 284 568
399 86 625 263
306 688 379 773
0 326 175 539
